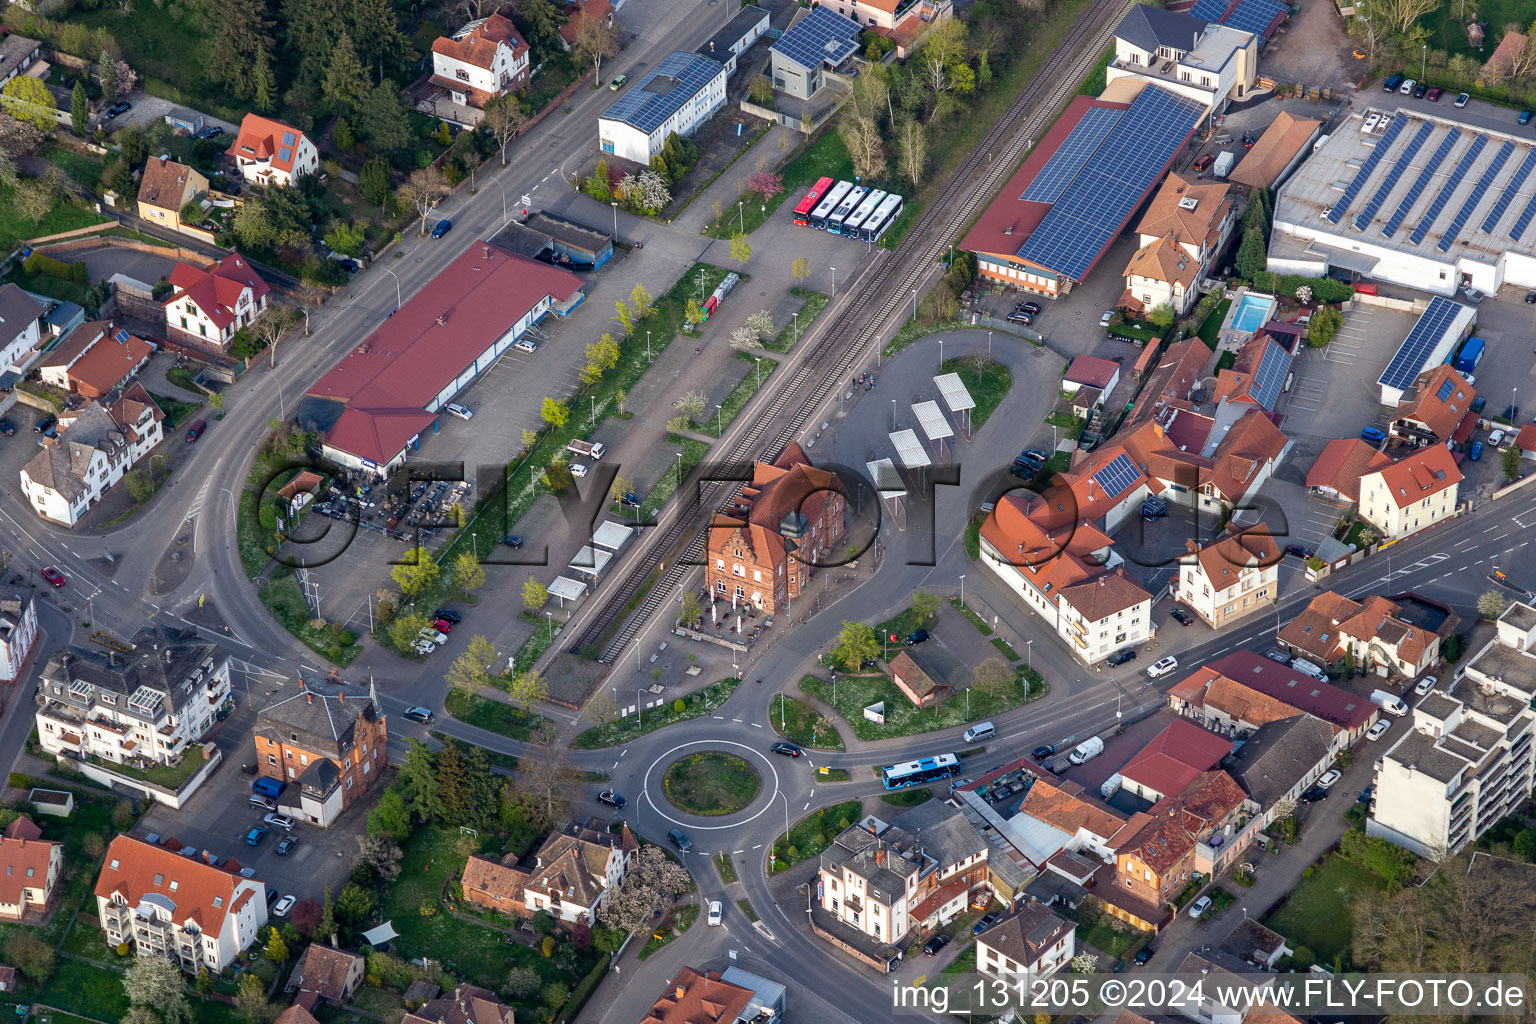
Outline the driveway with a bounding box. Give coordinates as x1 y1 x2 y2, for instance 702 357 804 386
109 90 239 136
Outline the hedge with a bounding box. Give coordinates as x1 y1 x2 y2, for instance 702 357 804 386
24 251 84 283
1251 272 1354 304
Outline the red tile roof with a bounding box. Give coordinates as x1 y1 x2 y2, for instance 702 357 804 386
560 0 614 46
1520 424 1536 454
1306 439 1392 502
166 253 269 331
434 13 528 70
0 834 56 908
640 967 754 1024
64 325 154 395
1065 354 1120 390
1119 720 1232 797
1395 365 1475 440
95 835 257 939
1367 443 1462 510
1205 651 1375 729
235 115 310 176
2 818 40 842
305 245 582 465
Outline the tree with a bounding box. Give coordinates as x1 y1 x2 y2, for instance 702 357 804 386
445 646 490 697
729 233 752 269
833 620 880 668
791 256 811 288
897 119 928 189
399 740 443 822
357 834 403 885
70 81 88 136
674 389 707 422
743 309 775 339
599 846 693 936
1147 303 1175 330
911 590 941 621
483 96 528 166
288 898 322 937
1501 444 1523 483
323 31 370 114
1307 305 1342 347
840 114 885 181
679 591 703 628
748 74 774 105
367 787 412 841
235 973 270 1024
399 167 450 237
1514 829 1536 862
390 546 440 598
543 460 574 492
505 965 541 997
98 49 118 103
3 931 53 984
124 954 192 1024
324 220 366 257
973 657 1014 698
1236 225 1268 280
453 550 486 596
123 465 154 505
209 0 276 103
317 884 337 943
610 475 635 504
746 171 783 202
263 925 289 963
628 168 672 214
509 670 549 718
540 396 569 429
360 157 391 207
1 78 56 130
14 178 55 224
729 326 762 351
336 882 376 922
519 0 566 56
685 298 706 326
572 13 620 79
1478 591 1510 620
510 733 582 828
234 187 314 254
522 575 550 612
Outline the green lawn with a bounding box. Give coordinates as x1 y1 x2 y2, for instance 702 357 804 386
881 316 968 357
83 751 203 790
767 693 845 750
1263 854 1389 966
37 959 129 1022
71 5 245 122
1078 914 1144 958
813 768 851 782
444 689 544 741
259 573 360 666
574 677 741 748
525 54 581 113
763 290 831 353
699 353 775 437
771 800 862 871
165 367 207 396
662 752 761 815
880 789 932 808
41 147 105 193
0 189 111 253
145 391 203 430
1198 298 1231 350
714 854 738 884
939 356 1012 431
636 904 698 960
2 268 95 311
800 669 1042 742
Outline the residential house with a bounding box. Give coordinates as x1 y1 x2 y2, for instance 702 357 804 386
1218 918 1293 970
274 1008 320 1024
889 651 951 708
1518 423 1536 460
1118 720 1233 804
254 679 386 827
1124 337 1211 429
36 320 156 399
1229 110 1323 191
1172 526 1280 629
460 855 529 917
694 6 770 78
975 899 1075 979
0 283 45 381
1010 775 1134 862
1213 326 1298 414
0 596 40 684
1062 354 1121 418
1390 365 1477 448
1358 443 1462 541
1220 714 1336 827
18 391 165 527
768 7 860 101
136 158 208 234
704 442 844 616
1169 650 1378 747
1121 173 1237 315
233 115 319 187
1305 438 1392 503
521 821 638 923
402 985 516 1024
1369 601 1536 857
1114 769 1246 907
0 36 41 89
559 0 615 49
1279 590 1451 678
287 943 365 1005
598 51 726 164
34 625 231 772
95 834 268 972
1484 29 1530 80
430 15 530 113
163 253 270 352
639 968 753 1024
821 0 950 31
0 819 63 920
1105 5 1258 115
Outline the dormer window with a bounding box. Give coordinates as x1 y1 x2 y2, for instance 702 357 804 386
213 897 222 908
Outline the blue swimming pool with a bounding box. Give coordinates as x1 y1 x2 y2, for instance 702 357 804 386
1231 293 1277 333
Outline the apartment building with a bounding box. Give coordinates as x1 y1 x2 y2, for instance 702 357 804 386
163 253 270 352
95 834 268 972
1115 770 1246 907
253 679 387 826
0 818 63 920
975 900 1075 979
1368 602 1536 856
1173 527 1279 629
1279 590 1451 678
1359 443 1462 541
35 627 231 771
0 283 45 380
0 596 40 684
1390 365 1477 448
598 51 725 164
1105 5 1258 116
1122 173 1237 315
19 389 166 527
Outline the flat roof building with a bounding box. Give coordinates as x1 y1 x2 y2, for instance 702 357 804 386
598 51 726 165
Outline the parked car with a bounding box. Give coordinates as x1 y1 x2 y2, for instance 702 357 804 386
1018 301 1042 315
402 706 435 724
499 535 523 548
1020 449 1049 463
667 828 692 852
1316 769 1342 789
1300 786 1329 802
973 913 1000 935
432 618 453 633
513 338 538 354
0 419 13 436
1099 310 1114 327
263 813 295 830
1489 429 1507 448
1414 675 1438 696
1427 86 1443 100
40 566 66 587
418 628 448 644
1399 78 1416 94
598 790 628 809
431 218 453 238
1526 292 1536 304
570 463 589 478
770 741 803 757
273 894 296 916
104 101 132 119
905 629 930 645
184 419 207 442
1188 895 1213 919
1170 606 1193 625
1148 655 1179 679
1357 785 1375 804
249 794 276 811
1193 153 1215 172
924 933 952 956
245 826 268 846
1366 719 1390 741
1134 947 1155 965
197 125 225 139
1471 396 1487 413
410 639 436 655
1503 405 1521 421
1469 441 1484 461
1413 82 1428 98
1032 744 1056 760
609 73 628 90
1382 74 1403 92
707 901 723 926
1285 544 1313 559
444 402 473 421
1521 110 1533 125
1106 647 1137 666
1006 310 1034 326
1454 92 1470 107
1263 647 1293 665
33 416 54 434
433 608 462 624
1360 427 1387 443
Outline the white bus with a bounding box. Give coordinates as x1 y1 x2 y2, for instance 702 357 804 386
858 193 904 242
841 189 886 238
808 180 853 231
826 185 868 236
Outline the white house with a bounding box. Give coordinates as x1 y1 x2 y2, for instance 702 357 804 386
95 835 268 972
1105 5 1258 116
0 283 45 379
0 596 39 684
1358 443 1462 541
233 115 319 188
976 900 1075 979
1122 173 1237 315
695 6 771 78
19 387 165 528
1173 527 1280 630
598 51 725 164
521 822 638 923
430 14 530 111
163 253 270 352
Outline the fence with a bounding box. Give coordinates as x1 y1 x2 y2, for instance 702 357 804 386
24 218 119 246
38 233 214 267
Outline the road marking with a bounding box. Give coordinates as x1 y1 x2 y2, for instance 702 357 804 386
751 722 762 728
1485 525 1504 533
732 849 743 854
713 715 725 719
752 844 762 849
803 801 810 810
732 718 743 723
620 749 627 758
612 761 619 770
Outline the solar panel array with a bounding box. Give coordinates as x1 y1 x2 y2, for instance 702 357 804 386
1328 113 1407 224
603 51 724 133
1223 0 1288 36
1436 377 1456 402
1480 148 1536 233
1377 296 1468 392
1250 341 1291 410
1383 128 1461 238
1014 87 1203 281
770 6 859 72
1022 107 1123 204
1509 191 1536 241
1439 140 1514 252
1190 0 1231 21
1353 120 1433 231
1406 133 1482 244
1092 452 1141 499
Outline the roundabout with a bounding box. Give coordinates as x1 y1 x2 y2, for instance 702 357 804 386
662 751 762 815
641 739 785 832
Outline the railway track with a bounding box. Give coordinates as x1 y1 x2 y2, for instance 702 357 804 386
572 0 1137 664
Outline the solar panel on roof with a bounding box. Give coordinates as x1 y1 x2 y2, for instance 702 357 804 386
1190 0 1231 19
770 7 859 72
603 51 723 134
1508 190 1536 241
1222 0 1287 36
1014 87 1202 281
1480 148 1536 234
1329 113 1407 224
1377 296 1468 392
1436 377 1456 402
278 147 292 163
1022 107 1123 204
282 132 295 146
1092 452 1140 499
114 329 130 344
1353 121 1433 231
1250 341 1290 410
1405 133 1482 244
1439 140 1513 252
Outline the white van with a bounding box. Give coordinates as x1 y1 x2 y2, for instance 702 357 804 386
1290 656 1328 681
963 722 996 743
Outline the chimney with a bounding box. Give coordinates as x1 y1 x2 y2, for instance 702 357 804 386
875 847 885 866
675 987 687 1001
436 314 448 326
339 691 345 702
482 245 490 259
331 933 340 948
307 693 313 704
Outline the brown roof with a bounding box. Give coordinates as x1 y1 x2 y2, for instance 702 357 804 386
138 157 201 211
1124 235 1199 289
640 967 754 1024
890 650 949 703
1367 444 1463 510
1122 770 1244 873
461 855 529 905
1168 667 1306 730
1134 173 1232 250
1230 110 1322 189
1187 527 1279 592
1278 590 1361 661
432 14 528 70
404 985 515 1024
62 326 154 395
1065 354 1121 389
1018 778 1127 841
1305 439 1393 502
979 900 1075 968
274 1007 322 1024
291 943 363 1001
1486 29 1530 77
525 822 635 907
0 835 55 907
1206 410 1287 502
2 818 40 842
1059 569 1152 622
1128 337 1212 428
95 835 258 939
1395 365 1475 440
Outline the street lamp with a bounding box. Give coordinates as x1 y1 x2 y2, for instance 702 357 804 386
380 265 402 310
912 289 918 321
591 394 597 429
738 201 745 231
636 688 644 728
492 177 507 222
1026 639 1034 671
646 329 652 362
1421 44 1427 83
959 574 966 608
716 403 723 435
830 266 836 291
610 202 618 238
546 611 553 643
777 692 787 730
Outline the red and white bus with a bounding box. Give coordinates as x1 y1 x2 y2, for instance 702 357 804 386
792 177 835 226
